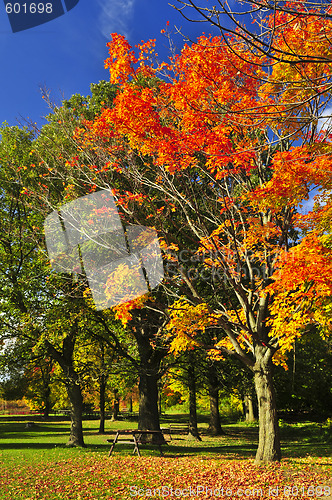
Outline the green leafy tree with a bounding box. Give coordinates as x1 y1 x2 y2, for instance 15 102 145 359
274 329 332 418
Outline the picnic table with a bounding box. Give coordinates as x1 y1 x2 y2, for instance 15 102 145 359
161 423 189 440
107 429 167 456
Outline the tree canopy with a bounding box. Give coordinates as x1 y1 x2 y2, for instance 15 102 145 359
61 16 332 461
1 3 332 463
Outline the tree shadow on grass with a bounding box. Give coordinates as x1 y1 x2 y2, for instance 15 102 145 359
0 423 70 440
0 420 330 459
0 442 68 450
281 442 332 458
85 442 257 459
0 440 330 459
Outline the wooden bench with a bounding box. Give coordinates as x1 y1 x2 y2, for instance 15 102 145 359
108 429 168 456
161 423 189 440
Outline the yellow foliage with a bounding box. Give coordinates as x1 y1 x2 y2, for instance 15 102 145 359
105 262 147 305
167 299 220 354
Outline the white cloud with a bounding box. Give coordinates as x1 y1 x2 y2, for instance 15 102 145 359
97 0 135 39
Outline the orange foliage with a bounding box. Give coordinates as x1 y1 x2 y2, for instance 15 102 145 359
267 233 332 340
72 21 332 369
83 34 265 177
104 33 137 84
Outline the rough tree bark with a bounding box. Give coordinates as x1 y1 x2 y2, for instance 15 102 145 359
111 389 120 421
43 385 51 419
65 374 85 447
187 362 201 441
254 346 281 463
128 395 133 413
132 310 169 436
38 361 53 419
138 367 160 431
98 374 107 434
207 364 225 435
244 394 256 422
45 331 85 447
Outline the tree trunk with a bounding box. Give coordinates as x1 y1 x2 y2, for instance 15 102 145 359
134 323 164 433
39 361 53 419
254 349 281 463
187 363 201 441
208 387 225 435
111 389 120 421
207 365 225 435
98 374 106 434
45 334 85 448
244 394 255 422
128 395 133 413
65 378 85 447
138 370 160 431
131 308 169 442
158 389 162 416
43 385 51 419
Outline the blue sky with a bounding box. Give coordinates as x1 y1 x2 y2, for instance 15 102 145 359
0 1 319 218
0 0 210 128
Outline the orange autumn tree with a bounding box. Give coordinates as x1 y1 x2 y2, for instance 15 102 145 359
248 5 332 349
175 1 332 66
66 13 332 463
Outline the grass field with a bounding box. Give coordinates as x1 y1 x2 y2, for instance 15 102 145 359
0 416 330 499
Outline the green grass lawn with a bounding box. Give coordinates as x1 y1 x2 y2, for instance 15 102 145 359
0 416 330 499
